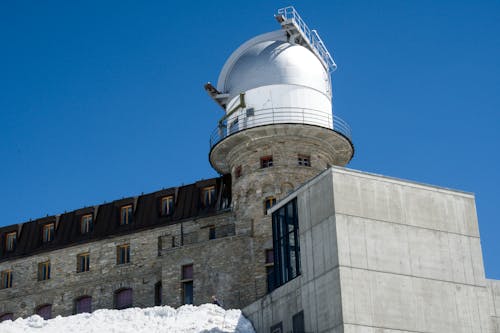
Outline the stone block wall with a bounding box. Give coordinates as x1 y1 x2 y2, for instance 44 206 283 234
0 211 251 318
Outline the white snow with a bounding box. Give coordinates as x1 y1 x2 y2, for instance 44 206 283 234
0 304 255 333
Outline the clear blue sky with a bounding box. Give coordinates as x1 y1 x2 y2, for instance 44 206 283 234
0 1 499 277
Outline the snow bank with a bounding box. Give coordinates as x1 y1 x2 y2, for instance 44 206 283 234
0 304 255 333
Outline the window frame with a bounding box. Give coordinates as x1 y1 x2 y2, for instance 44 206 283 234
116 244 130 265
76 252 90 273
297 154 311 167
42 223 55 243
260 155 273 168
264 196 277 214
161 195 174 216
5 232 16 252
80 214 93 234
38 261 51 281
201 186 216 208
0 270 12 289
181 264 194 305
120 205 133 225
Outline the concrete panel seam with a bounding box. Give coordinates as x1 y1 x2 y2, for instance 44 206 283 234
341 265 488 288
336 212 480 239
343 322 434 333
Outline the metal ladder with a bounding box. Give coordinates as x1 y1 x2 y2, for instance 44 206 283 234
276 6 337 73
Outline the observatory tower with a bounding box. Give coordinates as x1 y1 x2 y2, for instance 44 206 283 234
207 7 353 208
206 8 353 283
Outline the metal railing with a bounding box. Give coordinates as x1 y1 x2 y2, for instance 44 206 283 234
277 6 337 72
209 107 352 149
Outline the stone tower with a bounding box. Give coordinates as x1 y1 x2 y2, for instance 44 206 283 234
205 7 354 297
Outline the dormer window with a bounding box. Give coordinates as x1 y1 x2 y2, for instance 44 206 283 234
42 223 54 243
80 214 93 234
202 186 216 207
161 196 174 216
120 205 133 225
5 232 16 252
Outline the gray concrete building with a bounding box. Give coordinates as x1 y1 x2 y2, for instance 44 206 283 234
243 167 499 332
0 6 498 333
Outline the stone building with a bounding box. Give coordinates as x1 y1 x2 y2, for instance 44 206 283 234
0 6 499 333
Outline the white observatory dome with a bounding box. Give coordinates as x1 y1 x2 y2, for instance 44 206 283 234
214 30 335 136
219 39 331 100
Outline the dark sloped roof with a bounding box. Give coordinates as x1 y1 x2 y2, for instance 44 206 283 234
0 175 231 262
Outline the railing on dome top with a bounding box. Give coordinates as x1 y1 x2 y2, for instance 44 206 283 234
209 107 352 149
276 6 337 73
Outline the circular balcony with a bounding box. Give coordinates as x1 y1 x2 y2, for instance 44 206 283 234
209 107 352 149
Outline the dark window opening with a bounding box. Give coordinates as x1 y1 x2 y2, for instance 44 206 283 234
114 288 133 309
154 281 162 306
235 165 242 178
161 196 174 216
75 296 92 314
120 205 133 225
292 311 305 333
0 312 13 322
116 244 130 264
5 232 16 252
77 253 90 273
265 249 274 293
261 156 273 168
36 304 52 320
264 196 277 214
80 214 93 234
42 223 54 243
209 226 216 240
202 186 216 208
181 264 193 305
38 261 51 281
270 322 283 333
1 270 12 289
298 154 311 167
272 198 300 290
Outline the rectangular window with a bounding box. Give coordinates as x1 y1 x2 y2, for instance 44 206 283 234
38 261 51 281
272 198 300 289
42 223 54 243
235 165 242 178
0 270 12 289
270 322 283 333
264 196 277 214
116 244 130 265
297 154 311 167
181 264 193 305
80 214 93 234
265 249 275 293
161 196 174 216
260 155 273 168
208 226 216 240
120 205 133 225
202 186 216 207
5 232 16 252
292 311 305 333
75 296 92 314
154 281 162 306
77 253 90 273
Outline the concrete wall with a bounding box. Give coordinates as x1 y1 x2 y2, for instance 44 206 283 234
488 279 500 332
244 167 496 333
332 168 491 332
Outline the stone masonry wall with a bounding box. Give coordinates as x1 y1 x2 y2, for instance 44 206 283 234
0 211 241 318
